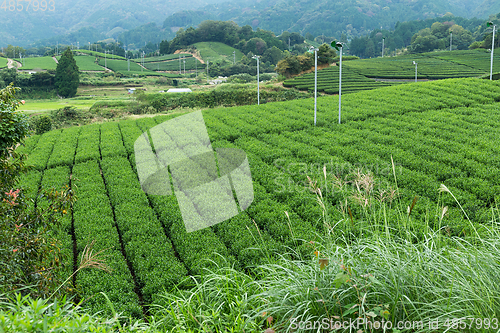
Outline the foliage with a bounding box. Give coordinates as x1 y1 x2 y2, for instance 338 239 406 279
350 15 484 58
0 293 157 332
0 84 29 157
29 114 52 135
276 47 335 77
409 22 474 53
473 14 500 49
160 1 493 52
0 86 76 299
145 85 311 111
55 48 80 98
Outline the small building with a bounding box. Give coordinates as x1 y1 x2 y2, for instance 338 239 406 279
166 88 192 93
127 88 136 94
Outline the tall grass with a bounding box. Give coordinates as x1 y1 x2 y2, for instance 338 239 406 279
151 166 500 332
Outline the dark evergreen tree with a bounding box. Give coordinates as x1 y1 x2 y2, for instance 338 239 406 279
55 48 79 98
159 39 169 54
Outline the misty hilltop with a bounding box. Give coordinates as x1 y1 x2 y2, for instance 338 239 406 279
1 0 499 47
0 0 221 46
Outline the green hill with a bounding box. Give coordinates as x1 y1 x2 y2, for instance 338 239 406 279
17 77 500 317
19 56 58 70
193 42 244 63
73 55 106 71
0 0 224 47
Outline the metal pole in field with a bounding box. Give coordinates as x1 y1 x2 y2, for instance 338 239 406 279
413 61 417 82
105 51 107 69
308 46 319 126
338 45 342 124
314 48 317 125
252 55 260 105
332 41 343 124
179 55 181 74
450 32 452 51
488 22 496 80
382 37 385 57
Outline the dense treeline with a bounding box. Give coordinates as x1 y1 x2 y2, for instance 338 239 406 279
275 43 337 78
160 0 500 46
166 21 305 57
0 69 56 98
349 14 497 58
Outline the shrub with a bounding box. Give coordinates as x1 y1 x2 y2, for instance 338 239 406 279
29 114 52 135
0 84 29 155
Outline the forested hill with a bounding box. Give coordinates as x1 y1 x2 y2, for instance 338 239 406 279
0 0 222 47
163 0 500 40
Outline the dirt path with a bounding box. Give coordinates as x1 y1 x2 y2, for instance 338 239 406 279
174 50 205 64
7 58 21 69
52 56 58 64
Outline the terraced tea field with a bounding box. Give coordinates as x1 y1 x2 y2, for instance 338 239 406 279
17 78 500 317
133 54 193 63
143 56 204 71
284 49 499 95
19 56 58 70
283 66 397 94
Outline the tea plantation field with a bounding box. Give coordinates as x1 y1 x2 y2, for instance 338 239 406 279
17 78 500 317
284 49 499 94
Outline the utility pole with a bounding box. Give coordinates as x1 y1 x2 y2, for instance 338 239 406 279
233 51 236 65
207 60 209 84
382 37 385 57
252 55 260 105
308 46 319 125
488 21 496 80
332 41 343 124
338 44 342 124
450 32 452 51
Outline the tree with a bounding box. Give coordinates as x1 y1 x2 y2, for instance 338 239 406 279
55 48 79 98
159 39 170 55
317 43 336 64
262 46 284 65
